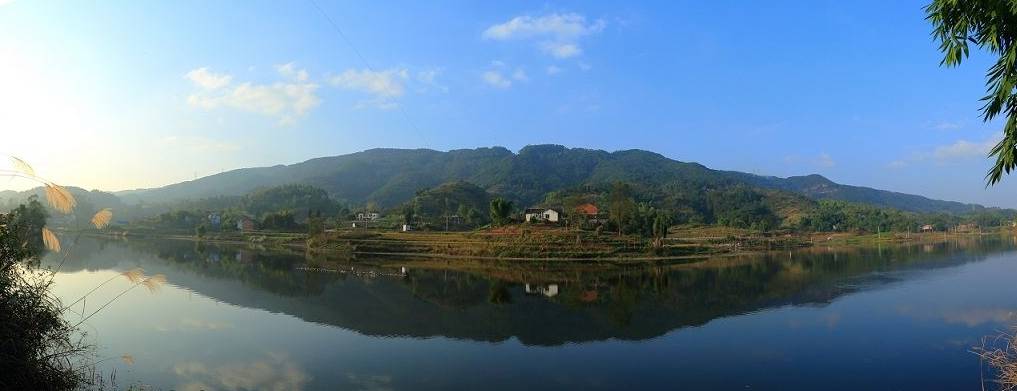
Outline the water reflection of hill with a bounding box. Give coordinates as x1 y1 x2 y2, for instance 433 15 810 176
48 236 1017 346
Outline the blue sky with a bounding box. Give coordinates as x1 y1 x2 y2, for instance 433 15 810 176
1 1 1014 207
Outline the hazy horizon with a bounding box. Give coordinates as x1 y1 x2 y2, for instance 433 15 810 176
3 1 1017 207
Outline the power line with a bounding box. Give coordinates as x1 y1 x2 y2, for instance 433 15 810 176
306 0 425 137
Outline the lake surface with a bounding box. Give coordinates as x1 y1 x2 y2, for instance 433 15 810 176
45 236 1017 390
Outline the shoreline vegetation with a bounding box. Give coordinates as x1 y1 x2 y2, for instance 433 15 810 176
84 224 1015 262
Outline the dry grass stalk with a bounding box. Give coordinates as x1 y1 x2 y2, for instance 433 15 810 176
41 227 61 252
9 155 35 177
43 183 76 214
90 208 113 229
975 329 1017 390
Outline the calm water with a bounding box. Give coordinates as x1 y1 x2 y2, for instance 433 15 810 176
45 236 1017 390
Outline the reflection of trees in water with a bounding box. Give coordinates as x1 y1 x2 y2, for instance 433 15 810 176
59 236 1017 346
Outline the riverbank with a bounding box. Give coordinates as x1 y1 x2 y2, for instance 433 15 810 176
89 224 1014 262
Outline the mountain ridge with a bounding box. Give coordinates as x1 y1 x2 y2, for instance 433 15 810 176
111 145 998 215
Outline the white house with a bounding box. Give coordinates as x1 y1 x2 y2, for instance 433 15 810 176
357 212 380 221
524 207 562 223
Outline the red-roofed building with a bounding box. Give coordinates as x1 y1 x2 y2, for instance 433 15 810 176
575 203 599 216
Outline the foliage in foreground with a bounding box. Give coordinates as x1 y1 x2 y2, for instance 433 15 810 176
0 199 87 390
927 0 1017 185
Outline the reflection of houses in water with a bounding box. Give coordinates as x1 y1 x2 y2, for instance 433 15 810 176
524 283 559 297
296 265 409 279
234 249 255 263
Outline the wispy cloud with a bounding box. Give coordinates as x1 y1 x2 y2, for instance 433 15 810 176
328 68 409 109
481 62 527 89
889 133 1001 168
185 68 232 90
185 63 320 125
275 62 309 82
932 136 998 160
482 71 512 88
482 12 605 59
415 68 448 93
327 67 445 109
546 65 563 75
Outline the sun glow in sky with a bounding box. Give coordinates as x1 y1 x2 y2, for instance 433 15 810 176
2 1 1016 207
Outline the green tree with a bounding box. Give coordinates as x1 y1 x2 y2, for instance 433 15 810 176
307 211 324 236
195 224 207 238
402 203 415 226
653 212 671 239
489 198 513 226
609 182 635 235
927 1 1017 184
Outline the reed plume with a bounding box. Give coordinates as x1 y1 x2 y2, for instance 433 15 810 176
90 208 113 229
62 268 145 310
44 183 76 214
9 155 35 177
42 227 61 252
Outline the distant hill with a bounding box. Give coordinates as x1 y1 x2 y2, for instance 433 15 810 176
113 145 995 215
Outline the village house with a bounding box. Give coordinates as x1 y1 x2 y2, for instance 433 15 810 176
207 212 221 229
524 207 563 223
574 203 607 224
920 224 934 232
357 212 381 222
236 216 255 232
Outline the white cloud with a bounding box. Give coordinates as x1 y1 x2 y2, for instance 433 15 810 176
185 64 320 125
328 68 413 109
512 68 528 81
889 133 1002 168
275 62 309 82
483 12 605 41
328 68 408 98
541 42 581 58
546 65 563 75
932 136 999 160
483 12 605 59
416 69 448 93
482 62 527 89
482 70 512 88
185 67 232 90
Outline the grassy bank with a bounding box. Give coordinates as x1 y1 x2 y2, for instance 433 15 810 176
97 224 1012 261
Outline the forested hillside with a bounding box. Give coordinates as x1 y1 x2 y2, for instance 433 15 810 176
114 145 999 215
